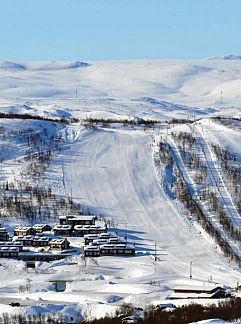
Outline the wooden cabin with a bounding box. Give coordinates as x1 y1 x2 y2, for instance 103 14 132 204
84 234 99 245
73 225 107 237
33 224 52 233
84 245 101 257
0 241 23 252
49 238 70 251
84 243 135 257
59 215 97 227
0 247 19 258
92 238 109 246
32 236 50 247
53 225 72 236
15 235 34 246
100 244 135 256
170 285 227 299
0 228 9 241
14 226 36 237
84 232 117 245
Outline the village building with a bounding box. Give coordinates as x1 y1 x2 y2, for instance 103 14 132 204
53 225 72 236
0 228 9 241
108 237 126 244
84 234 99 245
84 232 118 245
92 238 109 246
98 232 117 240
170 285 227 299
0 247 19 258
73 225 107 237
49 238 70 251
84 243 135 257
14 226 36 237
15 235 34 246
0 241 23 252
100 244 135 256
33 224 52 233
59 215 97 227
84 245 101 257
32 236 50 247
18 252 70 262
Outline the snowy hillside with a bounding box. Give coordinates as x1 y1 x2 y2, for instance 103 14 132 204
0 59 241 322
0 58 241 121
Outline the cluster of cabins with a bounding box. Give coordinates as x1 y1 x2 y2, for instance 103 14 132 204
0 214 136 260
0 224 70 259
83 232 135 257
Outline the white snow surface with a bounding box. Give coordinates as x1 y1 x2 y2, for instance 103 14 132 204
0 58 241 120
0 59 241 321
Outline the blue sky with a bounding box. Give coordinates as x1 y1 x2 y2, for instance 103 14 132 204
0 0 241 61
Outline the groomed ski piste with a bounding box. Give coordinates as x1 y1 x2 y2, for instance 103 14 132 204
0 58 241 322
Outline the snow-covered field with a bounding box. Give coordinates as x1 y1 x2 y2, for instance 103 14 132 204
0 58 241 321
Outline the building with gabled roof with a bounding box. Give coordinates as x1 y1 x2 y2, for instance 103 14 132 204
32 224 52 233
14 226 36 237
49 238 70 251
170 285 227 299
53 225 72 236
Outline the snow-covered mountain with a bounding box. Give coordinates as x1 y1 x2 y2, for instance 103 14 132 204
0 58 241 120
0 59 241 322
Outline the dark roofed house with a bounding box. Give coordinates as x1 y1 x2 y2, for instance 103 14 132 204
0 228 9 241
49 238 70 251
14 226 36 237
33 224 52 233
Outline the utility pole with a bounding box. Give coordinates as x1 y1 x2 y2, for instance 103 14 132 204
154 241 157 261
125 222 127 242
190 261 193 279
220 90 223 107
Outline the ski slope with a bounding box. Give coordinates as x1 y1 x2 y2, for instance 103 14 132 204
0 58 241 320
61 126 240 285
195 123 241 229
